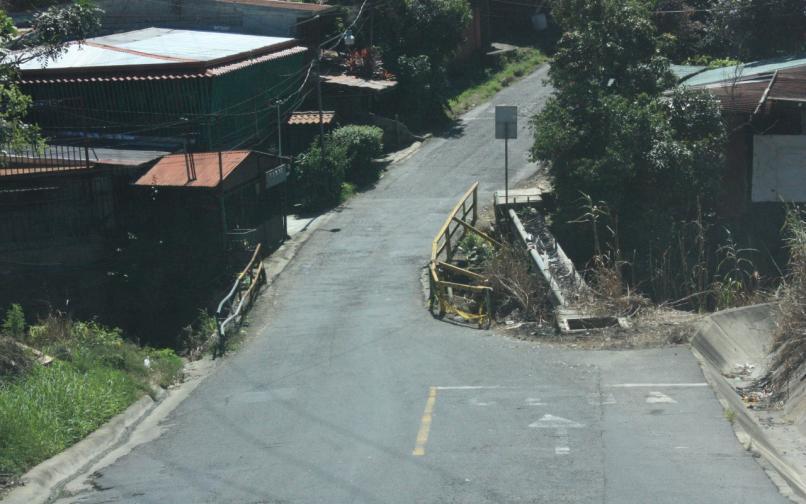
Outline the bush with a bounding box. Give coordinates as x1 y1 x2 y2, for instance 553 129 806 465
293 138 349 210
330 125 384 185
2 304 25 340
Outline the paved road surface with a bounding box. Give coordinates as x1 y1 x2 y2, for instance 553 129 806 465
63 67 787 503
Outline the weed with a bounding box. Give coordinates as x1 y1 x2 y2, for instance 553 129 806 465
767 206 806 400
483 245 550 322
458 232 494 265
340 182 357 202
2 304 25 341
724 408 737 425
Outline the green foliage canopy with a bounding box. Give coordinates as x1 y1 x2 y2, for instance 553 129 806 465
532 0 726 254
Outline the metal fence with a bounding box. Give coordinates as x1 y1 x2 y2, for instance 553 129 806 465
214 244 267 356
429 182 499 329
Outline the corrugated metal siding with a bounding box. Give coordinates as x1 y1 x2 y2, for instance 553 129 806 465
210 50 306 149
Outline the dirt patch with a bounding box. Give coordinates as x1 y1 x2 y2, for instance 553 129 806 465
494 307 702 349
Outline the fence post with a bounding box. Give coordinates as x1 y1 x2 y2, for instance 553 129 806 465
472 188 478 225
216 319 225 358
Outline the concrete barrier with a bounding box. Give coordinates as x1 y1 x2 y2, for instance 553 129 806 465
690 303 806 500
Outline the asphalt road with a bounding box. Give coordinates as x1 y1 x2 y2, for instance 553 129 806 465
63 66 788 503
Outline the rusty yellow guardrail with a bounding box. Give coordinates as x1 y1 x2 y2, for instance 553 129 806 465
215 243 267 356
429 182 499 329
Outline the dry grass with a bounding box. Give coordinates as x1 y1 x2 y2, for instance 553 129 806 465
767 208 806 400
483 245 551 323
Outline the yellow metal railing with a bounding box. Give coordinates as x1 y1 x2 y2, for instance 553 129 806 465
429 182 499 329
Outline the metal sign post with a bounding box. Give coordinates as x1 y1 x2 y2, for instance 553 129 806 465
495 105 518 206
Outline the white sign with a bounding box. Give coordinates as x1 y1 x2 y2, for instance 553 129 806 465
495 105 518 139
265 164 288 189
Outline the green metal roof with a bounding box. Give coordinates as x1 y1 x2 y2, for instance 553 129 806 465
670 64 706 81
681 54 806 87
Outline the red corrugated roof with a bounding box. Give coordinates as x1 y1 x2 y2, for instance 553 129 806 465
769 72 806 102
21 46 308 85
287 110 335 125
707 81 769 114
134 151 251 188
216 0 337 11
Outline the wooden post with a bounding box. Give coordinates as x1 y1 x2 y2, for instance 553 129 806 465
472 186 478 225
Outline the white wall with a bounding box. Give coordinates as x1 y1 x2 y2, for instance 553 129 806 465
752 135 806 202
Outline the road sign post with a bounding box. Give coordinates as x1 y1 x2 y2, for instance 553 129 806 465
495 105 517 206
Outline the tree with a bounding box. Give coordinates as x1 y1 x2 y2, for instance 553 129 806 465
703 0 806 60
531 0 725 262
372 0 471 126
0 1 101 151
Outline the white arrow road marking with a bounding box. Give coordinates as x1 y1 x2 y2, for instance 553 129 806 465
554 427 570 455
530 414 584 456
529 414 585 429
587 392 616 405
646 391 677 404
524 397 546 406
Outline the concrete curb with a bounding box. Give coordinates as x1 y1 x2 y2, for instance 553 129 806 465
690 303 806 501
2 393 158 504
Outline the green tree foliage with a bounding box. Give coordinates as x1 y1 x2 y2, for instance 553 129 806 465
2 303 25 340
703 0 805 60
532 0 725 258
294 138 349 210
372 0 471 126
294 125 385 208
650 0 806 61
0 1 101 151
330 125 384 184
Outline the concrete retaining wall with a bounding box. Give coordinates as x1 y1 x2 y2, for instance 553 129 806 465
690 303 806 500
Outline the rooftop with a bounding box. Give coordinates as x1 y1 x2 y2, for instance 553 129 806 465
216 0 337 12
287 111 335 125
134 151 252 188
680 54 806 87
19 28 296 73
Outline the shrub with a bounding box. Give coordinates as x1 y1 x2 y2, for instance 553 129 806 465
330 125 384 185
293 138 349 210
2 304 25 340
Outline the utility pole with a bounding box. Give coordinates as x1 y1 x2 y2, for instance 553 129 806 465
276 99 283 158
316 51 325 169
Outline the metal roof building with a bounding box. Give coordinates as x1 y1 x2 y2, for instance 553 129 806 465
20 28 310 151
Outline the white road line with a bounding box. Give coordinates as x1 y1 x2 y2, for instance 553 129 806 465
607 383 708 388
434 386 506 390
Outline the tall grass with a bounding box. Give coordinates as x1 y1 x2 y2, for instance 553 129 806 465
0 310 184 480
768 207 806 399
0 362 140 475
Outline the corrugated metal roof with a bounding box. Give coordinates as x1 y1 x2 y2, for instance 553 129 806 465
287 111 335 125
21 46 307 84
706 81 770 114
321 74 397 91
769 69 806 103
682 55 806 87
216 0 337 12
19 28 295 72
670 64 706 81
134 151 252 188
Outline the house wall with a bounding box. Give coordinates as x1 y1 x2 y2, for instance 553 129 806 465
23 51 308 151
